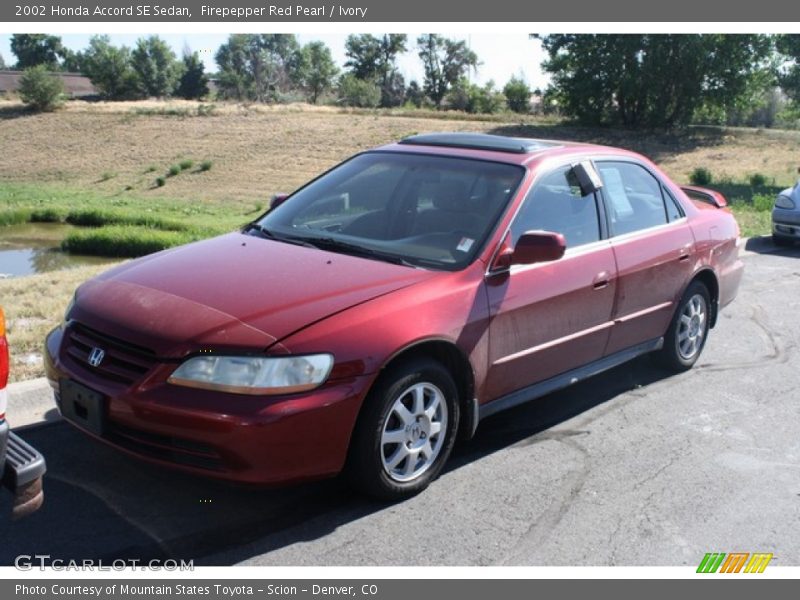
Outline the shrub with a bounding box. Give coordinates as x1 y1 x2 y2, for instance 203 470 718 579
199 160 213 172
167 165 180 177
18 65 65 112
337 74 380 108
100 171 116 181
446 79 506 115
689 167 713 186
179 159 194 171
144 165 157 173
197 103 216 116
155 176 166 187
752 193 774 212
749 173 768 188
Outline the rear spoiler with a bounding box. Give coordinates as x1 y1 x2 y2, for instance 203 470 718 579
680 185 728 208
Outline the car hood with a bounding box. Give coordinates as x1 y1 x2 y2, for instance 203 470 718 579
71 233 435 357
780 182 800 201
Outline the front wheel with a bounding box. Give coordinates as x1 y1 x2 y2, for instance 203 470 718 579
346 359 459 500
654 281 711 372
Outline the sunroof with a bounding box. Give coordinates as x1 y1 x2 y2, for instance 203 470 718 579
398 133 556 154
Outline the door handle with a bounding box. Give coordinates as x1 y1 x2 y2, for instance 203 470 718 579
679 243 692 262
592 271 611 290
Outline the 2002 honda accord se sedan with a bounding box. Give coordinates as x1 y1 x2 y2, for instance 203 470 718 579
45 133 744 499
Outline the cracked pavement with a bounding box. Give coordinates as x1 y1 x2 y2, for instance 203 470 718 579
2 241 799 566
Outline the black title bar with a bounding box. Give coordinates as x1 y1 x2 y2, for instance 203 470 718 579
3 0 799 22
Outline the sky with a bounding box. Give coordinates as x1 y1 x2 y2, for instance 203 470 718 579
0 33 550 90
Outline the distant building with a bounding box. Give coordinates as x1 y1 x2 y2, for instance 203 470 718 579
0 70 97 98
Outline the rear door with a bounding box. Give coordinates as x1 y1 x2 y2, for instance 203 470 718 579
483 164 617 401
596 160 695 355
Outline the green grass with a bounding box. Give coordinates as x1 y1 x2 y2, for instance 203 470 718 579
0 182 256 257
697 182 777 238
62 226 201 257
730 199 774 238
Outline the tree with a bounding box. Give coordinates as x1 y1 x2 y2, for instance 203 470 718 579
18 65 64 111
215 34 301 102
344 34 408 107
176 51 209 99
777 35 800 104
405 80 426 108
416 34 478 108
131 36 181 98
82 35 139 100
503 76 531 113
337 74 381 107
0 53 6 70
536 34 774 128
60 48 84 73
295 42 338 104
10 34 64 69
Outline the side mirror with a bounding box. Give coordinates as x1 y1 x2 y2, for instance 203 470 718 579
513 231 566 265
270 193 290 210
572 161 603 196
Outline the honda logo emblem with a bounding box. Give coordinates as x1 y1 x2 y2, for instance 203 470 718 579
88 347 105 367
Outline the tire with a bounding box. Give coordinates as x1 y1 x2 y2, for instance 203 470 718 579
346 358 460 500
654 281 711 372
773 234 794 247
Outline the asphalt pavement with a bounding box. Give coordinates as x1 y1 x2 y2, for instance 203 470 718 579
2 238 798 566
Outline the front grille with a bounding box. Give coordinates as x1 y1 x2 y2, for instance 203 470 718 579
106 422 225 471
64 323 157 386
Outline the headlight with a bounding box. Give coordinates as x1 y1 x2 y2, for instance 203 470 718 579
775 195 796 210
168 354 334 395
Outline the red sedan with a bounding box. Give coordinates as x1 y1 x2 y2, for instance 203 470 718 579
44 133 743 499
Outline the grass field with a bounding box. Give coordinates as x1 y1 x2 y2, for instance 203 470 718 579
1 99 798 382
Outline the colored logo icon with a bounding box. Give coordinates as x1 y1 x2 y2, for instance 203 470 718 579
697 553 773 573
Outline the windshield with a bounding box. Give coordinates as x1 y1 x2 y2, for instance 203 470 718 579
256 152 524 270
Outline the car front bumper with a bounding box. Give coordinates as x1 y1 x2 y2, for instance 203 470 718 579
772 208 800 239
1 417 47 518
44 325 373 485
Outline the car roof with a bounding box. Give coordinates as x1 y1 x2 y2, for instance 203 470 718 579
378 132 643 167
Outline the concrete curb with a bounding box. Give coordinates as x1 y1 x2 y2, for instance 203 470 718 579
6 377 60 430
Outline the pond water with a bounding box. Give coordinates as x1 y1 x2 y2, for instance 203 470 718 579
0 223 117 278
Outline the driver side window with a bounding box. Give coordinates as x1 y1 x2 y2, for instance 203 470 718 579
510 166 601 249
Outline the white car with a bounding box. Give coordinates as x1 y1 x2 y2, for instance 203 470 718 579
773 171 800 246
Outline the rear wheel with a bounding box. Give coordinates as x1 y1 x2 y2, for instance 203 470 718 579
346 359 459 500
654 281 710 372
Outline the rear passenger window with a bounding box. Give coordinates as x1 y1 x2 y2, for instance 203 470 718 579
597 162 668 235
511 166 601 249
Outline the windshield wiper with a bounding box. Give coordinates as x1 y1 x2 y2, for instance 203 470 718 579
306 237 416 267
245 224 318 249
245 222 275 239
